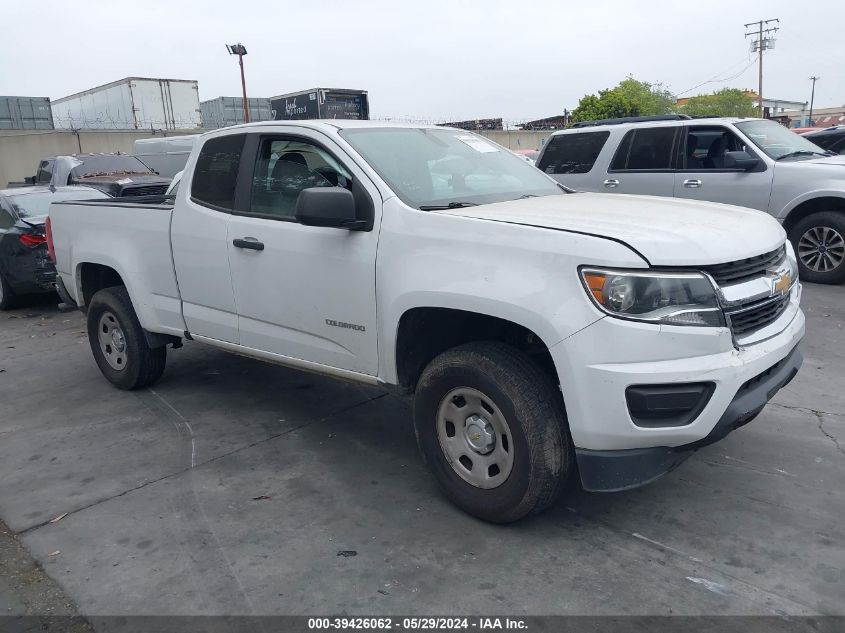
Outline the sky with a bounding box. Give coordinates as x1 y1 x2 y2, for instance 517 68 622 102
2 0 842 124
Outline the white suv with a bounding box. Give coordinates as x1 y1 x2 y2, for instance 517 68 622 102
536 116 845 284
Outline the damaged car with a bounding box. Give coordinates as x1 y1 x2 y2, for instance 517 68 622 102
0 185 109 309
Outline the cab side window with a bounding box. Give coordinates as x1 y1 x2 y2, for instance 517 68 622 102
249 138 352 220
191 134 246 211
610 127 677 171
683 127 747 170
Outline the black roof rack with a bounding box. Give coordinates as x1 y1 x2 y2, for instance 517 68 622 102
570 114 691 129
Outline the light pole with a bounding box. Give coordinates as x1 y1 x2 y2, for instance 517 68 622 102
226 43 250 123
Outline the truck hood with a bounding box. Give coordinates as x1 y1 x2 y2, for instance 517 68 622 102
74 174 171 186
801 154 845 167
436 193 785 266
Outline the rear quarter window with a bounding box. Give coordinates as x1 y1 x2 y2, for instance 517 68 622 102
191 134 246 210
610 127 677 171
537 132 610 174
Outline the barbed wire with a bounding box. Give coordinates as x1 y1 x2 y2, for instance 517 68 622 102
50 111 203 131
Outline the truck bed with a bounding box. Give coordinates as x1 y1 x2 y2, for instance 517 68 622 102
49 196 184 335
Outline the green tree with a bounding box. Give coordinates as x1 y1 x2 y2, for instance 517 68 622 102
678 88 757 118
571 78 675 123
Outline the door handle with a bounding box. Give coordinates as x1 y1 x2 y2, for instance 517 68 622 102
232 237 264 251
603 179 620 189
683 179 702 189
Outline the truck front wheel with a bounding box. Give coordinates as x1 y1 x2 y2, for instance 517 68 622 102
86 286 166 390
789 211 845 284
413 342 572 523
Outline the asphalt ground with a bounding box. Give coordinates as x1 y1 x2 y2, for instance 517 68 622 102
0 284 843 621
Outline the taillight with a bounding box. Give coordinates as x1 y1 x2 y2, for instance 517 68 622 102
19 233 47 247
45 217 56 263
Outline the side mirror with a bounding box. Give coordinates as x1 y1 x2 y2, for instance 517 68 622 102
723 150 760 171
24 176 35 184
295 187 365 230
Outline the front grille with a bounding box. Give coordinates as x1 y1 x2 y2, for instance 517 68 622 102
704 246 785 285
726 294 790 336
122 184 167 197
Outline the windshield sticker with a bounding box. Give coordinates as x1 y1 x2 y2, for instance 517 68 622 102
457 135 499 153
116 178 133 185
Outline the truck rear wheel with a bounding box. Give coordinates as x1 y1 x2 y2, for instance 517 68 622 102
86 286 166 390
413 342 572 523
789 211 845 284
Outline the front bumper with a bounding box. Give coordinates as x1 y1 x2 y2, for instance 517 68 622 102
550 287 805 491
575 344 802 491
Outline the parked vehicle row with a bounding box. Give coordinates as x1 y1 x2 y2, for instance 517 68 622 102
48 120 804 522
536 116 845 284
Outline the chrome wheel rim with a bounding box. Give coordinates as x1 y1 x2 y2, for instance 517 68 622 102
436 387 514 489
798 226 845 273
97 311 128 371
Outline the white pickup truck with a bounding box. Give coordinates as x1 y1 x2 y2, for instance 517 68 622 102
47 121 805 522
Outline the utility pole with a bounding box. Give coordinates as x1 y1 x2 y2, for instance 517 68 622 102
744 18 779 118
809 76 819 126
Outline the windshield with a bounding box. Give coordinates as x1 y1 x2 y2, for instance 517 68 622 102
339 128 565 208
735 119 828 160
71 155 155 178
7 189 109 218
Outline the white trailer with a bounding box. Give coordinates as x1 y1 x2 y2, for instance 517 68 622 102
51 78 202 131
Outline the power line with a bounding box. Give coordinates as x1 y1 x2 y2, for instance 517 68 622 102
675 56 757 97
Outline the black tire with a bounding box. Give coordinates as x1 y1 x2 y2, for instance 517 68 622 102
788 211 845 285
0 274 17 311
413 342 572 523
86 286 166 390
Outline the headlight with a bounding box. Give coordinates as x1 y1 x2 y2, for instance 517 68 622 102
784 241 799 281
580 268 725 327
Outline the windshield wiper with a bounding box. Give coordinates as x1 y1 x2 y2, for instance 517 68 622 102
776 150 828 161
419 201 480 211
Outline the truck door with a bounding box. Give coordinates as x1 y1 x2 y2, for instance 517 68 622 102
603 126 678 197
170 133 245 344
226 130 381 375
673 125 773 211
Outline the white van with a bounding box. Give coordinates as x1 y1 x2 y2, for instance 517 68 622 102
133 135 198 178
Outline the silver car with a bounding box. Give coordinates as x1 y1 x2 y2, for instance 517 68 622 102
536 116 845 284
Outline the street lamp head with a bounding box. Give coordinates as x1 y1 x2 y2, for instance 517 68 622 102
226 43 248 56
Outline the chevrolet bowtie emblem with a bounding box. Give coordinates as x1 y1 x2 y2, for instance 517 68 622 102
773 271 792 295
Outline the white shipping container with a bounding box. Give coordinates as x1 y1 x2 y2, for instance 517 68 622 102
51 77 202 130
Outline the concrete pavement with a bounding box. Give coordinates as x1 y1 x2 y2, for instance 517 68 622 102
0 285 843 617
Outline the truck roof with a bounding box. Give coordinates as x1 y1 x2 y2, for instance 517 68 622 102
208 120 449 134
548 117 757 136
